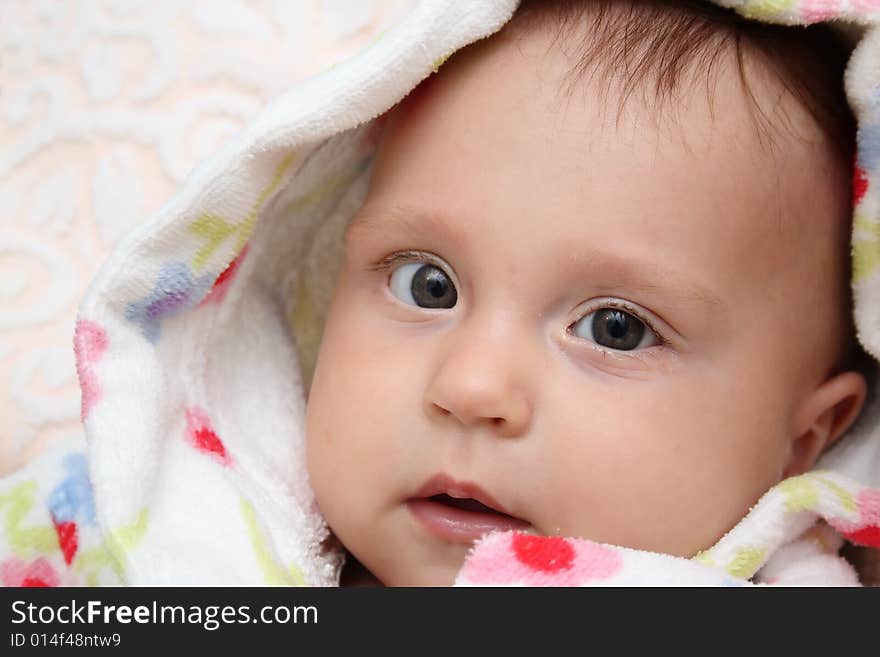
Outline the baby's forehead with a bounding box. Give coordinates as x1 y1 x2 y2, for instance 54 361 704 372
499 0 852 157
363 4 851 315
393 4 837 168
385 4 840 198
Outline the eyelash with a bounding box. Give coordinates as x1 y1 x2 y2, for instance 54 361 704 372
368 250 669 350
368 250 444 274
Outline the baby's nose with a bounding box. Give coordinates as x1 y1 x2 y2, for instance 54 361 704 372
423 316 535 438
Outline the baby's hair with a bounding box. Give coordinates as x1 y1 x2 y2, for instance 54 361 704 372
510 0 855 163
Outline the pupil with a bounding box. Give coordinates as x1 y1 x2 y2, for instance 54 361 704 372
592 308 644 350
411 265 457 309
427 277 446 298
607 311 628 338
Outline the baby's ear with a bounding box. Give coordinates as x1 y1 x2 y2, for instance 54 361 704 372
784 371 867 478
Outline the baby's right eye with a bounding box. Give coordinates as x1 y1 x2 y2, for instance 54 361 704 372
570 307 659 351
389 261 458 309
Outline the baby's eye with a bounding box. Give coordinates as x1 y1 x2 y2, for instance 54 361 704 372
389 262 458 309
570 307 658 351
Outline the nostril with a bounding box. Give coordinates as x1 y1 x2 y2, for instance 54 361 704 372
490 417 504 427
434 404 452 417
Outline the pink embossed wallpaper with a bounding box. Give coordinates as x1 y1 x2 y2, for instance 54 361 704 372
0 0 407 474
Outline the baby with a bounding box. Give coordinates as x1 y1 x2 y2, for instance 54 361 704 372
3 0 879 589
305 0 869 585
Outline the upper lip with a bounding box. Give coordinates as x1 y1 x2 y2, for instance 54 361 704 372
413 473 515 517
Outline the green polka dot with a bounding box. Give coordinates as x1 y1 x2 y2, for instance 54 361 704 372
110 508 149 552
739 0 796 20
0 481 58 557
726 547 766 579
814 475 858 514
189 152 297 271
852 214 880 283
432 53 451 73
241 497 306 586
692 550 716 567
778 477 819 513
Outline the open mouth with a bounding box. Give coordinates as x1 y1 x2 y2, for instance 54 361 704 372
407 476 530 544
427 493 508 515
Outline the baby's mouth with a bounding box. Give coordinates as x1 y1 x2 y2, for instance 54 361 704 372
406 475 530 544
427 494 504 514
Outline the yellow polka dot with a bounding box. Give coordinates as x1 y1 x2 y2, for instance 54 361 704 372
726 547 766 579
432 53 451 73
814 475 858 514
777 477 819 513
739 0 796 20
692 550 716 567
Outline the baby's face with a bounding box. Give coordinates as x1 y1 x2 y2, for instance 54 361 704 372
306 20 856 585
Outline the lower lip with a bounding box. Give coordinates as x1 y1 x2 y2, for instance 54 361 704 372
407 498 530 544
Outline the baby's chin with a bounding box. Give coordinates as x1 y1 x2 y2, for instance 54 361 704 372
361 539 473 587
379 560 465 587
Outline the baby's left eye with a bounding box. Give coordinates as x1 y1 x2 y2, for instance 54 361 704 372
570 308 659 351
388 261 458 309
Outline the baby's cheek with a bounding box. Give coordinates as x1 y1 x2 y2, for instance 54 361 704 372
306 333 410 499
537 371 786 555
639 387 788 554
305 404 375 558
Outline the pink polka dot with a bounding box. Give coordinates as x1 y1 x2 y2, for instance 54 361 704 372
852 0 880 12
73 320 108 421
0 557 60 587
857 488 880 525
458 531 622 586
842 489 880 547
828 488 880 547
801 0 842 22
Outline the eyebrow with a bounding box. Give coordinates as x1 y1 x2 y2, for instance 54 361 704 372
578 254 725 309
346 204 469 249
346 204 724 310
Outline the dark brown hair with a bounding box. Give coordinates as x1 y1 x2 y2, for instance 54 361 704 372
511 0 855 162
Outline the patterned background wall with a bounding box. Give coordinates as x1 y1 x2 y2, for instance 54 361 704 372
0 0 406 474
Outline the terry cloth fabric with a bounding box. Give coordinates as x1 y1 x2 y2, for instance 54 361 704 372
457 471 878 586
1 0 880 586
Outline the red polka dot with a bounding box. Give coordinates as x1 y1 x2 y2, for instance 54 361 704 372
185 407 230 465
53 520 78 565
844 525 880 548
201 245 249 306
512 533 575 573
21 578 51 587
854 164 869 206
